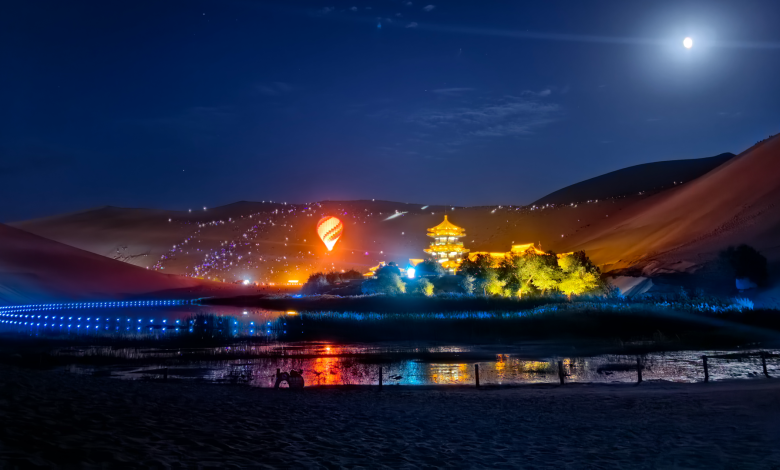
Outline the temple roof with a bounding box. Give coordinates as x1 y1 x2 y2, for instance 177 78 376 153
427 215 466 236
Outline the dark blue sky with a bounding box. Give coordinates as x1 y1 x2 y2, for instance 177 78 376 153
2 0 779 221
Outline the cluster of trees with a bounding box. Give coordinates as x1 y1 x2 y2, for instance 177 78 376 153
302 269 364 294
304 250 604 299
458 250 603 299
360 262 436 296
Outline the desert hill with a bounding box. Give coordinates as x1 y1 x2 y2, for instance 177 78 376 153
561 134 780 275
533 153 735 206
0 223 251 305
10 197 648 285
11 137 774 293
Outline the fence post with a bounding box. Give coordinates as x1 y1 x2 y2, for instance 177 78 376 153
558 361 565 385
702 356 709 383
475 364 480 388
761 352 770 379
636 357 643 383
379 366 383 390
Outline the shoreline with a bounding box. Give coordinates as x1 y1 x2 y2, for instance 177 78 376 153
2 365 780 467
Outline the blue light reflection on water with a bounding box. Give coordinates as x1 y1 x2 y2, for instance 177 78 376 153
0 301 287 338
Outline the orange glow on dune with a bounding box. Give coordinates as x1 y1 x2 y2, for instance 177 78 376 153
316 216 344 251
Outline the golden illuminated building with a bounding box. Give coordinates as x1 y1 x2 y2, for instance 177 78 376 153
469 243 571 265
424 216 470 272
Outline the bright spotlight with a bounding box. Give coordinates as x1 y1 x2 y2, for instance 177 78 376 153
683 37 693 49
407 267 416 279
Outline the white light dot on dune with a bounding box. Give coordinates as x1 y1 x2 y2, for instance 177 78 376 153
683 37 693 49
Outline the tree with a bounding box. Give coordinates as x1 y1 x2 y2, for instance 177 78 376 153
720 245 768 286
342 269 364 280
375 262 402 278
414 278 435 296
529 252 563 295
361 270 406 295
460 275 475 295
499 252 561 298
302 272 328 295
458 254 493 279
325 272 342 284
416 259 445 277
497 255 523 295
557 251 601 299
475 268 505 296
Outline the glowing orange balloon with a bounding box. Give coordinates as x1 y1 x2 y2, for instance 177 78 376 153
316 216 344 251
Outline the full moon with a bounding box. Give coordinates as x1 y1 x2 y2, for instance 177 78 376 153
683 37 693 49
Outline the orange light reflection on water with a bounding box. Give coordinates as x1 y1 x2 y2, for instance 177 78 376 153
308 356 344 386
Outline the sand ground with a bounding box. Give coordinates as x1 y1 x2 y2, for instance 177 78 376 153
2 366 780 469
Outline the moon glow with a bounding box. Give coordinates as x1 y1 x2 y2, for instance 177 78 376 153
683 37 693 49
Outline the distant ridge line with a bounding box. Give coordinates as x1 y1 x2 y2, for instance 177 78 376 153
532 153 735 206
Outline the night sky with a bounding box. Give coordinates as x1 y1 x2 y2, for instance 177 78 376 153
2 0 779 222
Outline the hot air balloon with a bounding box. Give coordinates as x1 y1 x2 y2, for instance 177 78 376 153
316 216 344 251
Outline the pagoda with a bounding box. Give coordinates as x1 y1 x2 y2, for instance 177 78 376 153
424 215 470 272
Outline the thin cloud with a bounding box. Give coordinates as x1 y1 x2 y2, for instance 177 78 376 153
257 82 294 96
409 94 561 138
406 22 418 28
432 87 475 96
521 89 552 97
350 6 357 11
319 6 334 14
423 5 435 12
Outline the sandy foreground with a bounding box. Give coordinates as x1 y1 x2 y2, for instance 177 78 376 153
1 366 780 469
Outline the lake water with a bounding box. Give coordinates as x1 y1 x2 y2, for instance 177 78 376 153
2 301 778 387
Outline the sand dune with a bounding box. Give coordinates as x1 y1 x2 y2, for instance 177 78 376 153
533 153 734 206
0 223 249 305
10 197 646 285
562 134 780 273
9 136 777 289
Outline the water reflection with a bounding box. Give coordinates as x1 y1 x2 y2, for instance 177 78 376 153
64 347 779 387
3 302 779 386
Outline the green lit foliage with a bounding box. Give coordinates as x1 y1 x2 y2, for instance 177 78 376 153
558 251 601 299
458 254 493 279
464 248 601 299
497 251 561 298
414 278 435 296
460 275 476 295
480 269 506 296
461 254 505 296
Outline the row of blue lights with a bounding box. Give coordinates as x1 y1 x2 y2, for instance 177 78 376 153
1 316 280 335
0 299 193 314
